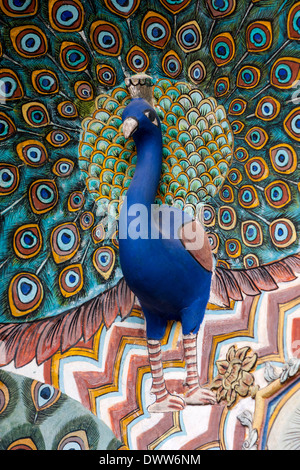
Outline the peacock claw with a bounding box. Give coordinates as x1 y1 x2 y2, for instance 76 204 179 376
184 386 217 406
147 393 185 413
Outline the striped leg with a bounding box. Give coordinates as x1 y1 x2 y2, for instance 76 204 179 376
147 339 168 401
147 339 185 413
183 333 217 405
183 333 199 392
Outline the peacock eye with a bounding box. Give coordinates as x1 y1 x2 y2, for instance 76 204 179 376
144 109 159 127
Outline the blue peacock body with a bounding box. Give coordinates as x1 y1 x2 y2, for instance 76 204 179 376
0 0 299 367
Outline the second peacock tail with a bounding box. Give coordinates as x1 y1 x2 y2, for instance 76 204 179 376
0 0 299 369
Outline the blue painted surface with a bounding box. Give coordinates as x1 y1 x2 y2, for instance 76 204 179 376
119 98 212 340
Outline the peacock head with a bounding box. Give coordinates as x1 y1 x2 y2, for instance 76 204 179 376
122 73 161 142
122 98 161 140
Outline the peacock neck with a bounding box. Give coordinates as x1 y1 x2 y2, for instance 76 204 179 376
126 129 163 208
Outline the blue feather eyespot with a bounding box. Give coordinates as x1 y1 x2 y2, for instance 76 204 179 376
211 0 230 12
269 144 297 174
227 168 242 185
49 0 84 32
207 232 219 252
46 130 71 147
80 211 94 230
243 254 259 269
57 101 78 118
54 5 79 27
284 108 300 141
141 11 171 49
293 11 300 34
31 70 58 95
219 185 234 203
0 112 16 141
21 33 41 53
214 77 230 96
126 46 149 73
162 50 182 78
8 273 43 317
53 158 74 177
176 22 202 52
31 381 61 412
68 191 85 211
206 0 236 17
74 81 93 101
228 99 247 115
1 0 37 16
22 102 50 128
0 164 19 195
275 64 292 84
234 147 248 161
238 185 259 208
225 238 241 258
271 58 300 89
245 157 269 181
159 0 192 14
90 20 122 56
50 223 80 264
231 120 244 134
270 219 296 248
288 3 300 38
242 221 263 247
188 60 206 84
255 96 281 121
17 140 48 167
201 205 215 226
29 179 58 214
218 206 237 230
237 66 260 89
265 181 291 208
13 224 42 259
59 264 83 297
10 26 47 57
57 431 89 450
59 41 89 72
66 49 86 67
246 21 272 52
0 70 23 100
211 32 235 66
96 64 116 87
93 247 115 280
104 0 140 17
92 224 105 244
245 127 268 149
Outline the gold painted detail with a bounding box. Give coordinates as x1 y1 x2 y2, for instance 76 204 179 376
210 345 259 407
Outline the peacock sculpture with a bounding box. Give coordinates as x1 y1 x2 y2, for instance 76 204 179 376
0 0 299 414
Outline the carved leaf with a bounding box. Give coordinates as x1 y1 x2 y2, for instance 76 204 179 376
242 353 258 372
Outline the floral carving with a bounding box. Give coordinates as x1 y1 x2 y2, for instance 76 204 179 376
210 345 258 407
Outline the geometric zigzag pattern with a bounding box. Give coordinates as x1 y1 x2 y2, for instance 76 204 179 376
2 276 300 450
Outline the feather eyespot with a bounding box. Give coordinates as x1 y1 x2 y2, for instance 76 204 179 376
144 109 159 127
243 254 259 269
57 431 89 450
0 0 38 17
0 164 19 195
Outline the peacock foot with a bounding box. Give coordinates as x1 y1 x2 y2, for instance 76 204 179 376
147 392 185 413
184 386 217 406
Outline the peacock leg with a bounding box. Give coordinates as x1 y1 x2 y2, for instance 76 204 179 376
147 339 185 413
183 333 217 405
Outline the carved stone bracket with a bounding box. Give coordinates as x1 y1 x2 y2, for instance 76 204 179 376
237 410 258 450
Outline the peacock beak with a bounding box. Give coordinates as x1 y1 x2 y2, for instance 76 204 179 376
123 117 139 139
